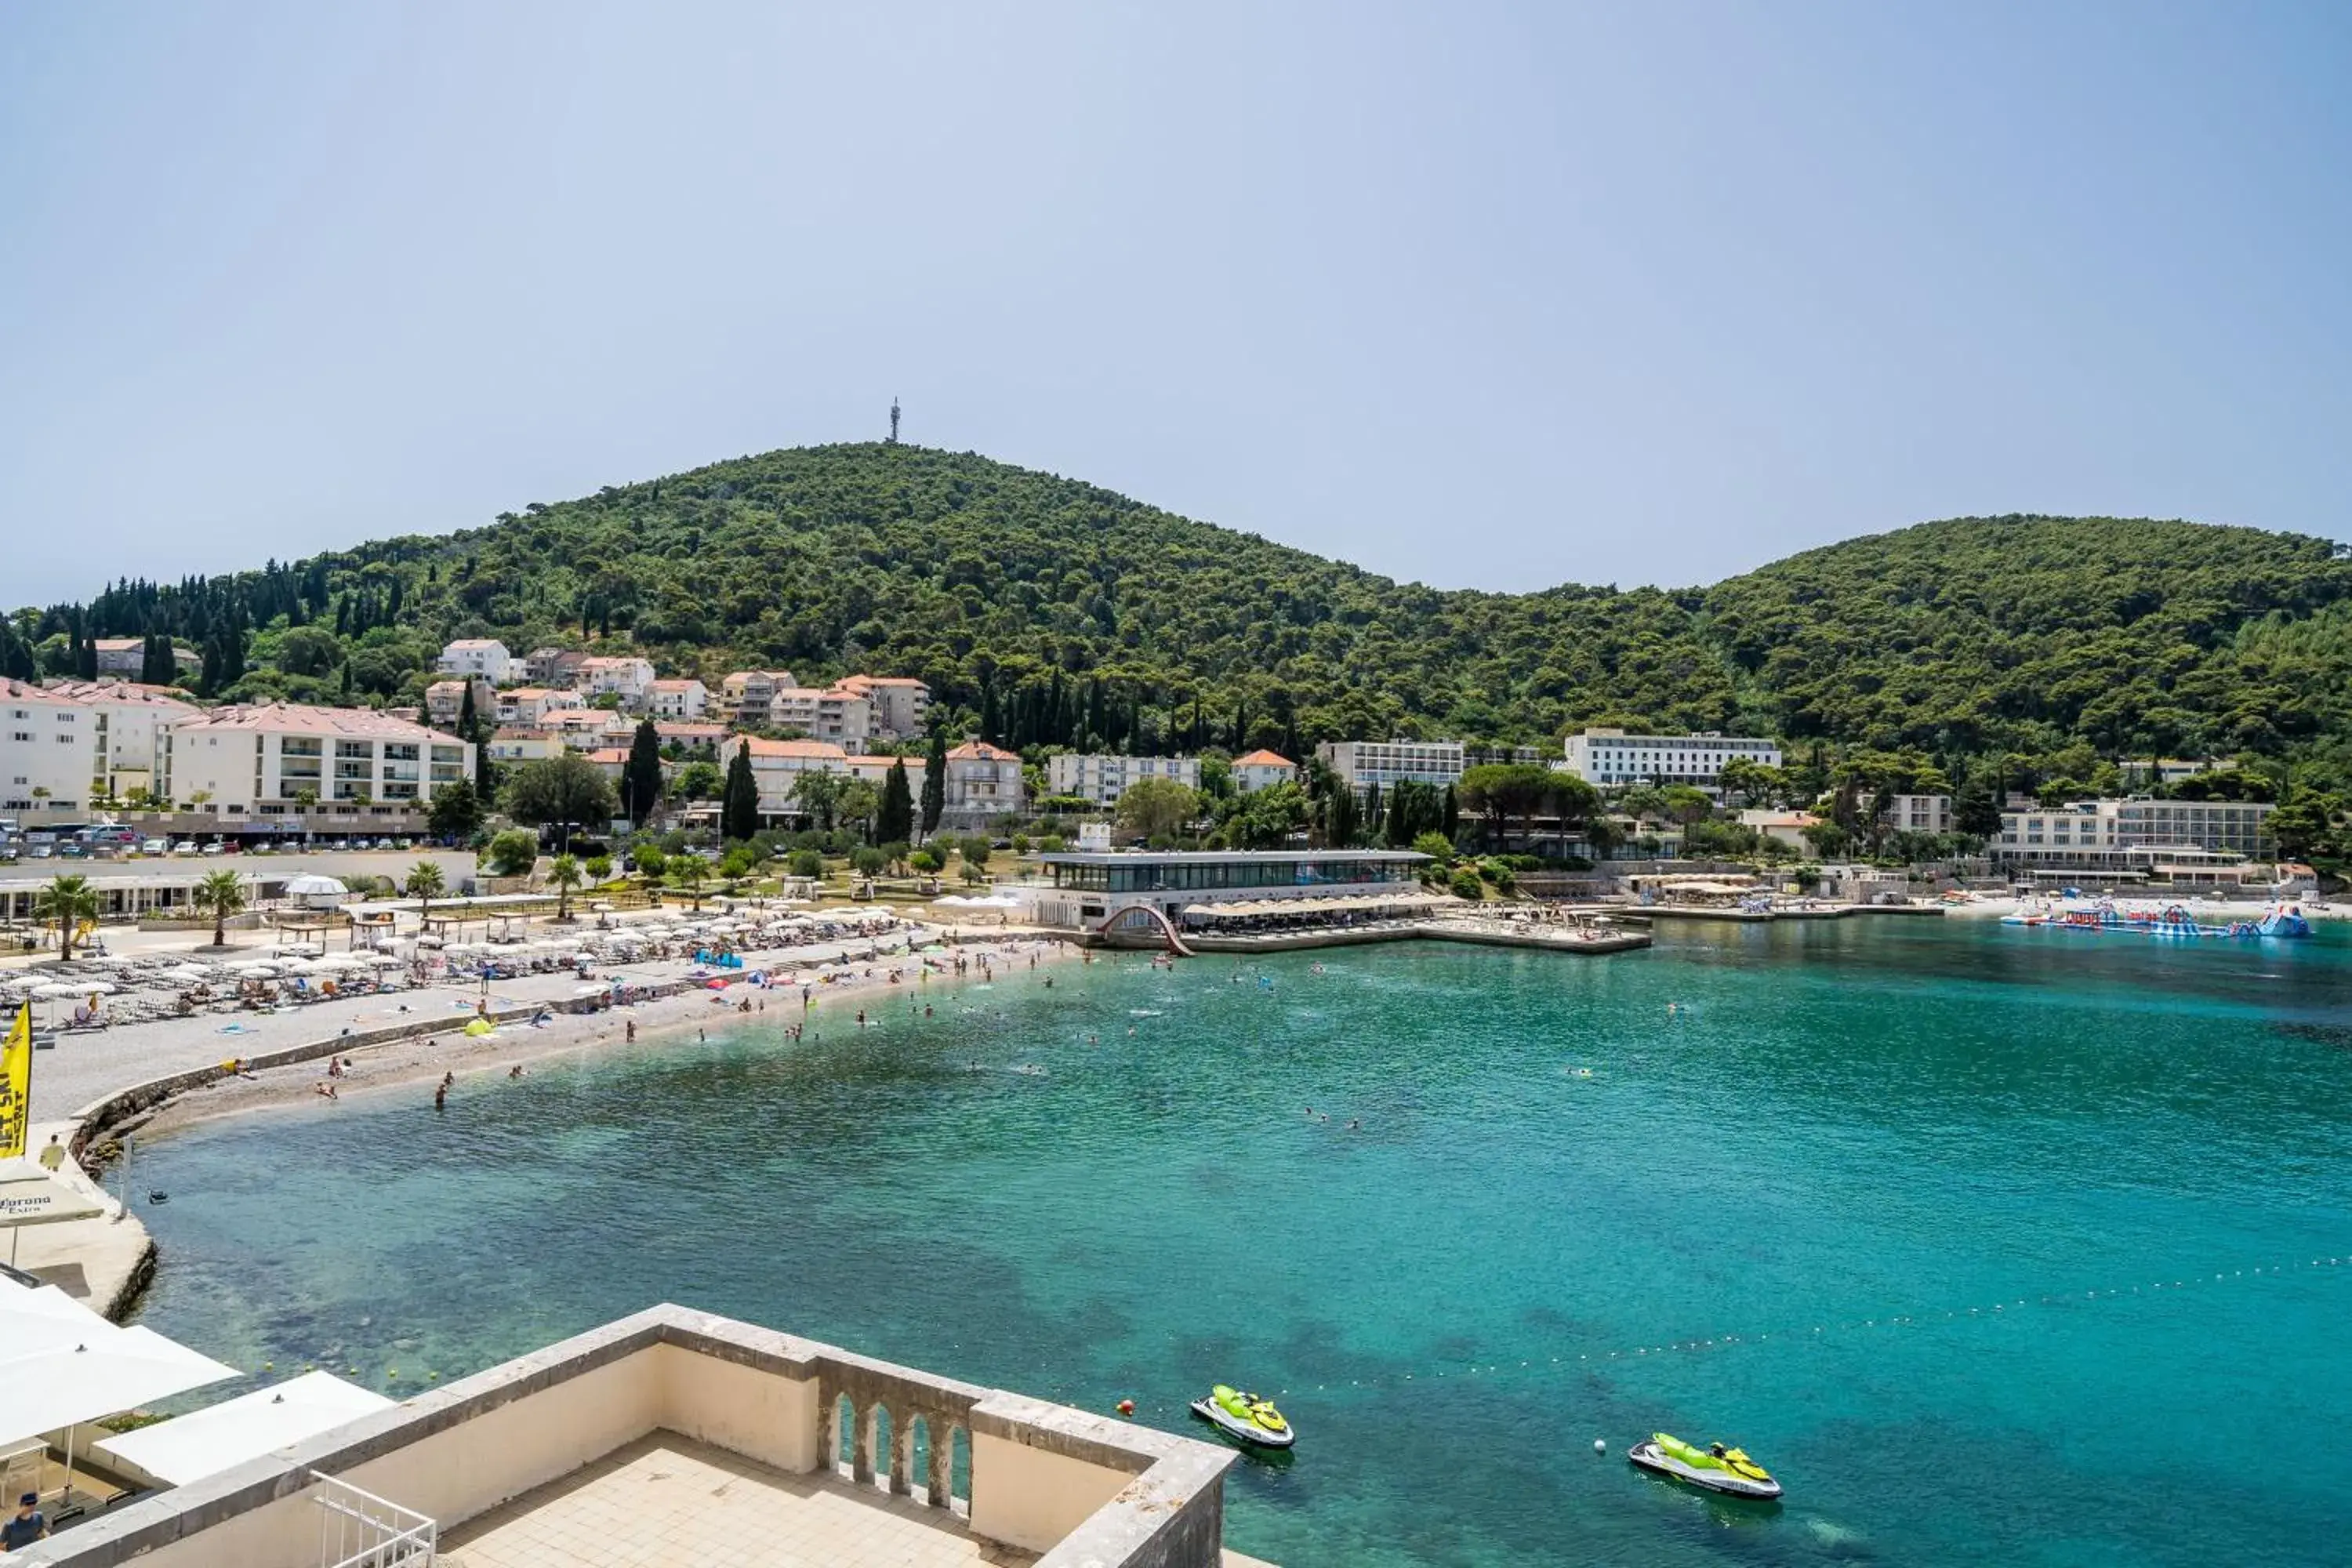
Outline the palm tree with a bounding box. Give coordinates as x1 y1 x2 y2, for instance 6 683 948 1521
548 854 582 921
194 869 246 949
405 861 446 927
34 875 101 961
669 855 706 912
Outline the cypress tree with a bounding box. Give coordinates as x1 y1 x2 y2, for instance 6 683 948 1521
457 679 477 736
721 740 760 841
920 731 947 837
878 759 915 846
1441 783 1461 843
1326 780 1359 848
1364 781 1384 835
622 718 663 826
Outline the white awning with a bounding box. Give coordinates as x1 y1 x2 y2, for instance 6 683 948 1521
0 1158 108 1229
0 1325 239 1444
93 1370 392 1485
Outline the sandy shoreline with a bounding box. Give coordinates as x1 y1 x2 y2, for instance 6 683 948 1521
125 932 1085 1139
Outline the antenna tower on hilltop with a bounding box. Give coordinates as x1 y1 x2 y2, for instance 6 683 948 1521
889 397 901 444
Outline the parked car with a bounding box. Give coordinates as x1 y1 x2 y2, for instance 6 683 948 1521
172 840 201 856
201 840 225 856
140 838 170 855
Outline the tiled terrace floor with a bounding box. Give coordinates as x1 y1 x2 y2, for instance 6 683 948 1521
437 1432 1036 1568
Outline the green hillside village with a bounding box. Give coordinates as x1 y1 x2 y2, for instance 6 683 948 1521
2 444 2347 928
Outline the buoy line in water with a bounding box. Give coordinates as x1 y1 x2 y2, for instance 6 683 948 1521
1245 1253 2352 1402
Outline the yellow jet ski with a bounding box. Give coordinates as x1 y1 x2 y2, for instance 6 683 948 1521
1628 1432 1780 1499
1189 1385 1294 1448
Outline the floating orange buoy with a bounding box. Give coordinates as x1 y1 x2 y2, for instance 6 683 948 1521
1116 1399 1134 1417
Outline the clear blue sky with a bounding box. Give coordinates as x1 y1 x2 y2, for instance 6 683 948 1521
5 1 2349 605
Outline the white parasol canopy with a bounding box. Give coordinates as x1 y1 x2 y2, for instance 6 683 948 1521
0 1323 239 1445
0 1158 109 1230
93 1370 393 1485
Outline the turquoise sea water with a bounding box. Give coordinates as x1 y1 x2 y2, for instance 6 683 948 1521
129 920 2352 1566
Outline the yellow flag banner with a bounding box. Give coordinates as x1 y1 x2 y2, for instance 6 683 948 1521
0 1003 30 1159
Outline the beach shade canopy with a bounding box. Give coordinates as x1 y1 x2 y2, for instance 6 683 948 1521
0 1276 119 1349
94 1370 393 1486
0 1158 109 1229
463 1018 495 1036
0 1324 239 1446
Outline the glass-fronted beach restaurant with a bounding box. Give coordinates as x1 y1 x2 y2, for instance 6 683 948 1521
1040 849 1428 895
1031 849 1432 931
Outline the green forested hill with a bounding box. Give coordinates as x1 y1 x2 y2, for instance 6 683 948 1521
9 443 2352 773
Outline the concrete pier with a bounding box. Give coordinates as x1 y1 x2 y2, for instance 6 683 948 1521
8 1120 155 1319
1181 917 1650 956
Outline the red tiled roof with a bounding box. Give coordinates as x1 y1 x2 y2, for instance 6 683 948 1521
1234 749 1296 768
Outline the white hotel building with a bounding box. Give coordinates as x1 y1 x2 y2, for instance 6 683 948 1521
158 704 474 817
1046 753 1201 808
1995 797 2274 873
1560 728 1781 789
1 678 100 815
1315 739 1468 794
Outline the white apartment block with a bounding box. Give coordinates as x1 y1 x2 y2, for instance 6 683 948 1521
739 737 852 818
649 678 708 720
942 741 1027 829
437 638 518 684
488 728 564 764
833 674 930 737
159 704 474 816
1231 749 1299 793
844 752 927 800
1887 793 1954 833
1315 739 1467 794
538 709 633 748
769 687 872 751
1047 753 1200 807
1994 797 2274 867
496 688 564 726
717 670 799 726
424 675 494 729
0 679 99 814
1561 728 1780 788
44 681 201 802
575 656 656 709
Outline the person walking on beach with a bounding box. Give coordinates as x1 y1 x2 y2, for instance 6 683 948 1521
38 1134 64 1172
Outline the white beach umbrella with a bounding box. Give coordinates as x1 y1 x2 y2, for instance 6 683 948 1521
0 1159 108 1235
31 983 84 1000
93 1370 392 1486
0 1326 240 1449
